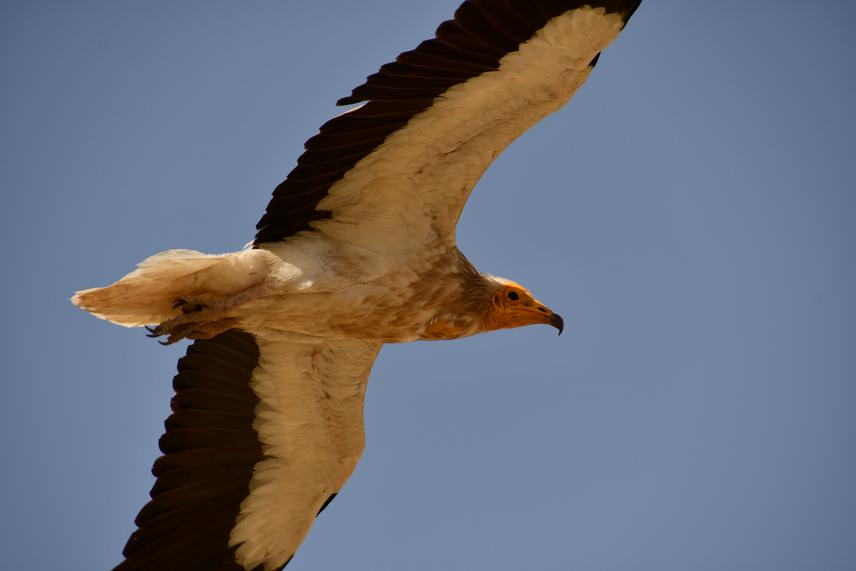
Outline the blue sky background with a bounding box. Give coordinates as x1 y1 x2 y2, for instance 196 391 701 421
2 1 855 569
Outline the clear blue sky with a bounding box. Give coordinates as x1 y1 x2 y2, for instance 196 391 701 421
2 1 855 570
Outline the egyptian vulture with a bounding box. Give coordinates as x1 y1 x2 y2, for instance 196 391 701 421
73 1 642 569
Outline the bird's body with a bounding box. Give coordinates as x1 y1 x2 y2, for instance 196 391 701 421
76 240 539 343
73 2 641 569
253 242 491 343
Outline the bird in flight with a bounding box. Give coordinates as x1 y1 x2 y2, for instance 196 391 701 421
73 1 641 569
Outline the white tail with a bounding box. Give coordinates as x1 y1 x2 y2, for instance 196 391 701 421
72 248 277 327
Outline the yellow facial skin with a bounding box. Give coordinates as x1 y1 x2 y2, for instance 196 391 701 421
483 282 564 335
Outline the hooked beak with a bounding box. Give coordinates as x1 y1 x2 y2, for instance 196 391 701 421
527 302 564 336
549 312 564 336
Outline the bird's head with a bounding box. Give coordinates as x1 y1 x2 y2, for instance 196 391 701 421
480 277 563 335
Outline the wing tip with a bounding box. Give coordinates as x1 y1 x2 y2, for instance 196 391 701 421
337 95 360 106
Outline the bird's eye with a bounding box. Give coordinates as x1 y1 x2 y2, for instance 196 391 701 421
507 290 520 301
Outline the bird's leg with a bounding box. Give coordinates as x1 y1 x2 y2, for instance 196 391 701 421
146 282 271 344
186 318 240 340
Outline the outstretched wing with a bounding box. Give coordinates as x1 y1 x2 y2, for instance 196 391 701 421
255 1 640 253
115 330 381 571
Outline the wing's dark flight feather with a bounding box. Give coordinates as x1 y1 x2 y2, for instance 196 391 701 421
455 2 523 49
114 330 264 571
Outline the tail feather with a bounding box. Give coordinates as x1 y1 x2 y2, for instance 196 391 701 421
72 249 276 327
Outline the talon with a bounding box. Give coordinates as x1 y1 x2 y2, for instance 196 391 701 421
159 329 187 345
145 325 161 338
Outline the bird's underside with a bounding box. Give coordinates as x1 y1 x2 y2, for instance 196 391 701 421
72 2 641 569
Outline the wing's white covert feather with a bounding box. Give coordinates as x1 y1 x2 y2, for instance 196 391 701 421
230 336 382 569
313 8 624 256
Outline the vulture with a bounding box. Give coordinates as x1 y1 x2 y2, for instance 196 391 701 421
73 1 642 569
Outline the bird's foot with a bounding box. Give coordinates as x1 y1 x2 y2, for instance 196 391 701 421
146 282 271 345
145 310 240 345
